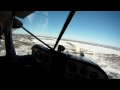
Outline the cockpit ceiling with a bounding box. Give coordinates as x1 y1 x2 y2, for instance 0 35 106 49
14 11 35 19
0 11 35 21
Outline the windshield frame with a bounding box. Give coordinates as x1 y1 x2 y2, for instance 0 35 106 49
53 11 76 50
17 11 76 50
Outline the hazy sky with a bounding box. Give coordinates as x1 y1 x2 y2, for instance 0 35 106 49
14 11 120 48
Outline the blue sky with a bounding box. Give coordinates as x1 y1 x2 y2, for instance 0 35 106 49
14 11 120 48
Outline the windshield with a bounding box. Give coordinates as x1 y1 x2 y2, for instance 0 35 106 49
12 11 120 79
13 11 70 49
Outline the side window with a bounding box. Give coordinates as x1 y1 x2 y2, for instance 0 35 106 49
0 34 6 56
12 28 46 55
12 28 34 55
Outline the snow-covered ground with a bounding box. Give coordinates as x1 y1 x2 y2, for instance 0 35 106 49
0 39 6 56
1 34 120 79
32 36 120 79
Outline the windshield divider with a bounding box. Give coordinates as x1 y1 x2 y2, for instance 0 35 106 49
53 11 76 50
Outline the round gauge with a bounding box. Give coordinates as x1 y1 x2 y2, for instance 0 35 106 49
35 52 38 58
67 61 77 73
80 68 87 75
37 51 43 61
44 56 49 63
89 72 98 79
38 53 43 61
32 50 36 58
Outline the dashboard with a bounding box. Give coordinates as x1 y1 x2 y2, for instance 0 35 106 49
32 45 52 73
65 59 107 79
31 44 108 79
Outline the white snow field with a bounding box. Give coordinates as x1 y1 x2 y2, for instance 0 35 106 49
31 36 120 79
33 36 120 79
1 34 120 79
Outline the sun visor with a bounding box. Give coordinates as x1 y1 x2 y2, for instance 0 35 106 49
15 11 35 19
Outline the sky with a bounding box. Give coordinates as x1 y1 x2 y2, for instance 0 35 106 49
13 11 120 48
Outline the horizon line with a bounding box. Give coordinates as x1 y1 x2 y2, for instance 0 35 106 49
12 33 120 50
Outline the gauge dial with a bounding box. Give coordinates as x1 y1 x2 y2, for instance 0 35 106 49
67 62 77 73
90 72 99 79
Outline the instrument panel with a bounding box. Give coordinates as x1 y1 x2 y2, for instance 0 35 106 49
65 59 107 79
31 44 108 79
32 45 52 73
